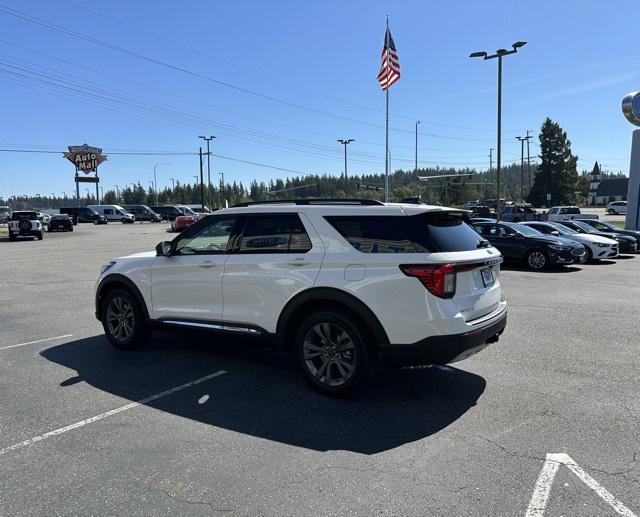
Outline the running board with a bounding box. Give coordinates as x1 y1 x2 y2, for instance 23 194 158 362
162 320 263 335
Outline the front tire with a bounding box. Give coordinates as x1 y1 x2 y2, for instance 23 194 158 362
37 232 43 240
607 209 615 215
101 288 152 350
526 249 547 270
295 311 372 397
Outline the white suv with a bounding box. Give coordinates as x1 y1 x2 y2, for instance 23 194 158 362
95 200 507 396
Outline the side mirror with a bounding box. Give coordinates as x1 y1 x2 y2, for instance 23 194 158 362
550 231 560 236
156 241 173 257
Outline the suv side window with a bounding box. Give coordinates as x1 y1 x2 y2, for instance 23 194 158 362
175 216 238 255
549 208 558 214
104 209 113 215
237 214 312 253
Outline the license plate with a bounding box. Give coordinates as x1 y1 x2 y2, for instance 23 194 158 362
481 267 495 287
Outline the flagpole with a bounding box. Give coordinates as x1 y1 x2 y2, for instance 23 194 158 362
384 88 389 202
384 15 390 202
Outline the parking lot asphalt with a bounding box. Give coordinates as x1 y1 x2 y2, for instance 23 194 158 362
1 222 638 516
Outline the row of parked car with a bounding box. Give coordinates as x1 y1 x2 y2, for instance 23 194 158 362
3 204 213 241
470 217 639 270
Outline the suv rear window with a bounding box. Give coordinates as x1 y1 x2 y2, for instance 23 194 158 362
560 207 580 214
325 212 484 253
11 212 37 220
238 214 312 253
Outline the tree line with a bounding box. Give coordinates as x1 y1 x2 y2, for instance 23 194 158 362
1 118 619 210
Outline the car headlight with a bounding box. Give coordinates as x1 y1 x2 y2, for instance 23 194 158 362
594 242 608 247
100 261 116 275
547 243 570 251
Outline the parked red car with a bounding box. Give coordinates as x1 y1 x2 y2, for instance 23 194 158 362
171 215 197 232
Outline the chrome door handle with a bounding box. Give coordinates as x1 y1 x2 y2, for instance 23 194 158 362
198 261 215 269
287 259 309 267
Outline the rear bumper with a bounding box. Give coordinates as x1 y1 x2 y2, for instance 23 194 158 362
380 311 507 367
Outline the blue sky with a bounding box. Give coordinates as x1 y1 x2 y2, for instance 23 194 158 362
0 0 638 198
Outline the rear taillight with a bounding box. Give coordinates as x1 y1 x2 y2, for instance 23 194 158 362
399 263 457 298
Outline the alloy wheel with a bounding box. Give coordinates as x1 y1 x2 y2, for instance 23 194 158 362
302 322 357 387
528 251 546 269
106 296 135 342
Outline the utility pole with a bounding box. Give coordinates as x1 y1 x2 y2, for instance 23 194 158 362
415 120 420 174
337 139 354 197
153 163 169 206
219 172 224 190
470 41 527 221
516 136 525 201
198 136 215 209
489 148 494 172
168 178 175 190
199 147 205 212
114 185 120 202
526 130 532 188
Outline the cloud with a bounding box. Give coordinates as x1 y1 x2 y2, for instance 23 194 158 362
514 72 638 106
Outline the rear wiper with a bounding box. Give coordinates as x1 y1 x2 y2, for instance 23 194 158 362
476 240 490 248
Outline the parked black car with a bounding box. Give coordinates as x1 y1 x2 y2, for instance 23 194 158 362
49 214 74 232
469 205 492 217
575 219 640 251
121 205 162 222
473 221 587 270
150 205 182 221
557 220 637 254
60 206 107 225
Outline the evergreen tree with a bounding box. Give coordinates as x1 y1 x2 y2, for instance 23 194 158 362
527 118 578 206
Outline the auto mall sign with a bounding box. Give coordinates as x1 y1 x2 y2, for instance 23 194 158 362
63 144 107 173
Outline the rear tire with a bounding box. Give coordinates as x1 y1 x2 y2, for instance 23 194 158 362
295 311 372 397
101 288 152 350
607 209 615 215
526 249 547 270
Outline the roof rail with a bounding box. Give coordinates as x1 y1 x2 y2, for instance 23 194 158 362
231 198 385 207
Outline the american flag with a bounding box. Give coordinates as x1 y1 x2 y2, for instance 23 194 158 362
377 27 400 90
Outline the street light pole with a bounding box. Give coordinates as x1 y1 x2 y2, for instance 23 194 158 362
198 136 216 209
153 163 170 206
470 41 527 220
415 120 420 174
516 136 525 201
337 139 354 197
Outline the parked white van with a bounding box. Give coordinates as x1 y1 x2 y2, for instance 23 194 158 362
87 205 135 223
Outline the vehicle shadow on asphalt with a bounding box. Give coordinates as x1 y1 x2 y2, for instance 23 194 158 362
41 333 486 454
501 263 582 273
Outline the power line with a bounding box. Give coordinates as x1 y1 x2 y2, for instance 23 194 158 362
0 4 514 142
59 0 524 134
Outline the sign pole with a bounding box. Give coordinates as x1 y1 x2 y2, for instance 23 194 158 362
626 129 640 230
75 166 80 207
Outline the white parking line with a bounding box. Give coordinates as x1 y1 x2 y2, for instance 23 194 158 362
525 453 637 517
0 370 227 456
0 334 73 351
